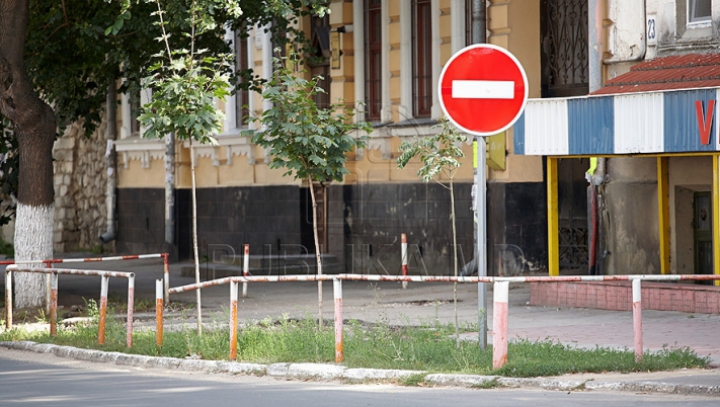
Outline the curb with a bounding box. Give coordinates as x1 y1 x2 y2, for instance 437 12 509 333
1 341 718 397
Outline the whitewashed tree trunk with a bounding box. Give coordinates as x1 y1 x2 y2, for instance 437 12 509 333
1 0 58 310
13 203 53 308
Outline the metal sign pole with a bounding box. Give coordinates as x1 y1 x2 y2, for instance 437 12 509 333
476 136 488 349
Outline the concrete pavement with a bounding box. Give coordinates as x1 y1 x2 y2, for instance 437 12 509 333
2 258 719 395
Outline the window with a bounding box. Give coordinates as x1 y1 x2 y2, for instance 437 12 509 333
689 0 711 23
310 11 331 110
129 91 141 137
412 0 432 118
364 0 382 121
120 84 147 139
235 31 250 128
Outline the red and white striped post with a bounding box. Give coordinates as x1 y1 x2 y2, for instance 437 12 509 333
98 275 109 345
44 260 52 316
401 233 408 289
5 270 12 329
162 253 170 304
229 280 239 360
49 272 58 337
242 244 250 298
632 278 643 363
156 279 164 347
492 281 509 369
127 275 135 348
333 278 344 363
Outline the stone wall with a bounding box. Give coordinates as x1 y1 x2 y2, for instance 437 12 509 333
53 120 110 253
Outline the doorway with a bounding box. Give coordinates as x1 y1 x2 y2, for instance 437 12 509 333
693 191 713 282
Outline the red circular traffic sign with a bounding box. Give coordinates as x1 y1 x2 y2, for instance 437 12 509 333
439 44 528 136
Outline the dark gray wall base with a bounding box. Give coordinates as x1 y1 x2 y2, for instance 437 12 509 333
487 181 547 275
116 182 547 276
331 183 475 276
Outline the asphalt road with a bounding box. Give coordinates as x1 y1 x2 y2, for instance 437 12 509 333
1 348 717 407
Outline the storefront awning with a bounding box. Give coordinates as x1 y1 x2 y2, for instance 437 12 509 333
514 53 720 156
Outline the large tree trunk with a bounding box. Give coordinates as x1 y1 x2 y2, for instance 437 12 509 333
0 0 57 308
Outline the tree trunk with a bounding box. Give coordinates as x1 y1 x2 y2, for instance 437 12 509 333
309 177 323 328
189 137 202 335
0 0 57 308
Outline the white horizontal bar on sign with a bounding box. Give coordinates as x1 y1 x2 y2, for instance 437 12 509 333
452 80 514 99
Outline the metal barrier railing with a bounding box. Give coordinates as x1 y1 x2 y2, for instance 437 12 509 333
5 268 719 365
1 253 169 305
166 273 720 367
4 266 135 348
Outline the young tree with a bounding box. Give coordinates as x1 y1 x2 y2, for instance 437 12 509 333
137 0 241 335
251 54 370 327
397 118 467 345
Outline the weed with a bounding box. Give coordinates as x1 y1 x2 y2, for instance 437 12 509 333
399 373 427 387
35 308 47 323
471 377 502 389
572 380 592 391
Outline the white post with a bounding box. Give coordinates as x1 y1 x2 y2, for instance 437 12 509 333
230 281 239 360
99 275 109 345
5 270 11 329
243 244 250 297
632 278 643 363
401 233 408 289
333 279 343 363
127 275 135 348
492 281 509 369
156 279 163 346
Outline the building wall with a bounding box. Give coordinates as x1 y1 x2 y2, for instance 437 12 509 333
603 157 660 275
53 119 110 253
111 0 549 274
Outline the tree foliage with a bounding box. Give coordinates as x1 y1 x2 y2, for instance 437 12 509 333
0 117 18 226
397 118 466 182
0 0 332 225
137 0 240 143
251 54 371 183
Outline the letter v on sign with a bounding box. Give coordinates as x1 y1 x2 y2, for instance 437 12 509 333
695 100 716 145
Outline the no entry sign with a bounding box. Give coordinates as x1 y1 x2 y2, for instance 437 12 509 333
439 44 528 136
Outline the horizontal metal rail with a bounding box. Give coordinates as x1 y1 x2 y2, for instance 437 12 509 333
168 275 336 294
6 266 134 279
0 253 166 265
5 266 135 348
1 253 170 303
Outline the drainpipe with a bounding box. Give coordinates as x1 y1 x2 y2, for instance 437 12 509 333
100 85 117 244
471 0 486 43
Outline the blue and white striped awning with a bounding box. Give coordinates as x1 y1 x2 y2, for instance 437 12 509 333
513 88 720 156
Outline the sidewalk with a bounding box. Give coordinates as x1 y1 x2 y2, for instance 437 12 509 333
2 259 719 395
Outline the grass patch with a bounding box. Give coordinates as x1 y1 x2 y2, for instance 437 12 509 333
399 373 427 387
471 377 502 389
0 313 709 377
